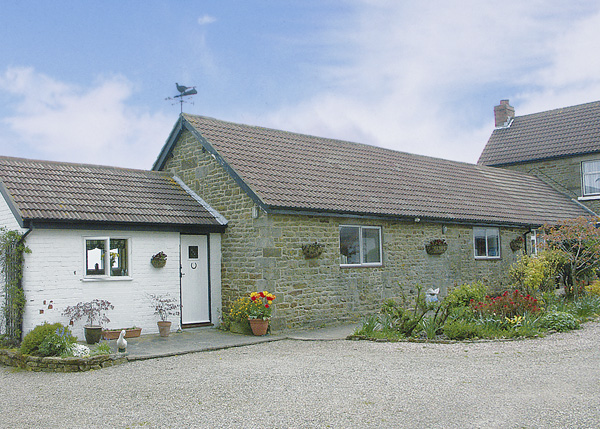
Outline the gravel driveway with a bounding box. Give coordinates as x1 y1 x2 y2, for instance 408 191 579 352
1 322 599 428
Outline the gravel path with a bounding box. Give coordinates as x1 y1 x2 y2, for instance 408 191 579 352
1 322 599 428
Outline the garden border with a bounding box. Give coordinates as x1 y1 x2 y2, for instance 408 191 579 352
0 349 127 372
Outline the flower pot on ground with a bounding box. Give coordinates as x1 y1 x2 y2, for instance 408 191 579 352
84 326 103 344
247 290 276 336
248 318 269 336
148 293 180 337
102 327 142 340
62 299 114 345
157 321 172 337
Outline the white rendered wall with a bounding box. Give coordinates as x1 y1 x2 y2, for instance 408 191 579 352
0 194 25 232
21 228 184 339
209 233 222 327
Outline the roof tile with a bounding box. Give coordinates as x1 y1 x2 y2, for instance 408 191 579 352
182 114 591 226
0 156 222 227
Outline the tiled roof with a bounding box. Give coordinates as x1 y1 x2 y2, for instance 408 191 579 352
0 156 225 228
479 100 600 166
173 114 592 226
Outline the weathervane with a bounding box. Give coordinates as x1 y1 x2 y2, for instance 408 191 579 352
165 83 198 113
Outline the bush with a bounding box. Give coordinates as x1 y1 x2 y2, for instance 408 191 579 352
445 282 487 309
20 322 75 355
568 295 600 320
472 290 541 318
585 279 600 297
540 311 580 332
443 319 481 340
37 326 76 357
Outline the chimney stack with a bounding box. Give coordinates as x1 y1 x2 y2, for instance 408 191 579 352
494 99 515 128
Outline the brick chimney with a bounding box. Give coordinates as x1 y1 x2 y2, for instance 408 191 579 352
494 99 515 128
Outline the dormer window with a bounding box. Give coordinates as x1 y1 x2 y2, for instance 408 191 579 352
582 160 600 196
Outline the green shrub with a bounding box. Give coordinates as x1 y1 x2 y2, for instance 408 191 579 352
445 282 487 309
20 322 71 355
568 295 600 320
37 326 76 357
442 319 481 340
90 341 111 356
540 311 580 332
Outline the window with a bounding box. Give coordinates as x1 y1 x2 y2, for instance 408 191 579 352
473 228 500 259
529 230 538 256
582 160 600 196
340 226 382 266
85 237 129 277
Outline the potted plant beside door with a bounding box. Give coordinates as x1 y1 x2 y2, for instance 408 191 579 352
247 291 276 336
148 293 180 337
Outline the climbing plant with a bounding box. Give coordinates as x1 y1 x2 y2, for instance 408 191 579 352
0 228 30 345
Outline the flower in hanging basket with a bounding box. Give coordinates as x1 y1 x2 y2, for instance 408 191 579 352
510 236 525 251
151 251 167 268
425 239 448 255
248 291 276 320
301 242 324 259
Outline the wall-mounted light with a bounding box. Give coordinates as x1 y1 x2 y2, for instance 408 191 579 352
252 206 260 219
414 217 421 223
442 225 447 234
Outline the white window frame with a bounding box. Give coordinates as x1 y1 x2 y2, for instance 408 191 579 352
83 236 132 281
581 160 600 197
473 227 501 259
339 225 383 267
529 230 538 256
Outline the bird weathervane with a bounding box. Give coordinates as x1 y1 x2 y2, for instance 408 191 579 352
165 83 198 113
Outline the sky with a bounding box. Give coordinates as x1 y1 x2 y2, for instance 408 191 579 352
2 1 600 169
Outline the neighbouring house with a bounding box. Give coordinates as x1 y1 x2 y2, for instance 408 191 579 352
479 99 600 214
153 113 593 331
0 157 226 339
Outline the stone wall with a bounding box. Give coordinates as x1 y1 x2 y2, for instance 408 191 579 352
501 153 600 214
0 349 127 372
163 129 528 331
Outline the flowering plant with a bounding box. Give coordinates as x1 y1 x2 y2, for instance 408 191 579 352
248 291 276 320
152 251 167 262
471 289 540 318
148 293 180 321
428 239 446 246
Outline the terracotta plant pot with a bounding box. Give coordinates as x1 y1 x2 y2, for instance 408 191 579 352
157 321 172 337
84 326 103 344
248 318 269 336
102 327 142 340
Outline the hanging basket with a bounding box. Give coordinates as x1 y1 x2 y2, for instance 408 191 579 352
302 242 324 259
151 258 166 268
510 237 525 252
425 242 448 255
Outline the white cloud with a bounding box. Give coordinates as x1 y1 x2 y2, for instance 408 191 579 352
198 15 216 26
0 67 172 169
261 1 600 164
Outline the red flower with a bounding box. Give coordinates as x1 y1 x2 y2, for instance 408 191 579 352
251 296 256 301
265 304 269 308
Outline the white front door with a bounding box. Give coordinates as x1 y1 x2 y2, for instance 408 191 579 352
180 235 210 325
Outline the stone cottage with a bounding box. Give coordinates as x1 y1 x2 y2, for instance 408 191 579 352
480 99 600 214
153 114 592 330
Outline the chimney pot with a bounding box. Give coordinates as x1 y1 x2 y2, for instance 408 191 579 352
494 99 515 127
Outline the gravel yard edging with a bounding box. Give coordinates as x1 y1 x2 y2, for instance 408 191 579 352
0 349 127 372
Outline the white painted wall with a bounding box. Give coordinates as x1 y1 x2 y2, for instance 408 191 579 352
19 228 223 340
0 193 25 232
209 233 222 327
